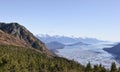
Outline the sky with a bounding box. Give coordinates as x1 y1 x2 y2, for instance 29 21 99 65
0 0 120 41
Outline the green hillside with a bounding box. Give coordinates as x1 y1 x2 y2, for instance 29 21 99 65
0 45 120 72
0 45 84 72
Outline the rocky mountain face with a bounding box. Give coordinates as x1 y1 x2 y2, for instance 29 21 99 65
0 22 53 56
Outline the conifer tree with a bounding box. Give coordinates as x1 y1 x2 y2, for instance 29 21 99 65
110 62 117 72
85 62 92 72
93 65 99 72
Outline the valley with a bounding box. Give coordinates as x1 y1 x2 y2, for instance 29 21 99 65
37 35 120 68
55 42 120 68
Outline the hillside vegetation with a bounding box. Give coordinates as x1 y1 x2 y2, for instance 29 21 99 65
0 45 120 72
0 45 85 72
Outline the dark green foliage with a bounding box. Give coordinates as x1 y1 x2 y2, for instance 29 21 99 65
0 45 84 72
110 62 117 72
85 62 92 72
0 45 119 72
32 41 40 49
93 65 99 72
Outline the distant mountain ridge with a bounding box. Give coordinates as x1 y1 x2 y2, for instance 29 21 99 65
45 41 65 53
66 42 89 46
0 22 53 56
46 41 65 50
36 34 105 44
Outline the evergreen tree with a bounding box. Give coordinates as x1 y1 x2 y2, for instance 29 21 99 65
85 62 92 72
93 65 99 72
110 62 117 72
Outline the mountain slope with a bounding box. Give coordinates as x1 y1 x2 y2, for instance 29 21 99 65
0 22 52 56
104 43 120 59
0 30 28 47
0 45 84 72
46 41 65 50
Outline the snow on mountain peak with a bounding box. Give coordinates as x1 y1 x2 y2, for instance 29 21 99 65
36 34 106 44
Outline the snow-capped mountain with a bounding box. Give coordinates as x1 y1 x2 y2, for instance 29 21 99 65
36 34 79 44
36 34 105 44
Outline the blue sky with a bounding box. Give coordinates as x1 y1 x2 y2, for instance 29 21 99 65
0 0 120 41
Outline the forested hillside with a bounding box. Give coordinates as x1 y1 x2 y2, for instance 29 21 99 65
0 45 120 72
0 45 84 72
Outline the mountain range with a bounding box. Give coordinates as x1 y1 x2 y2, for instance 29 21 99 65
36 34 105 44
36 34 106 50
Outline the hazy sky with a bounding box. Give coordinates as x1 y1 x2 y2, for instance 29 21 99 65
0 0 120 41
